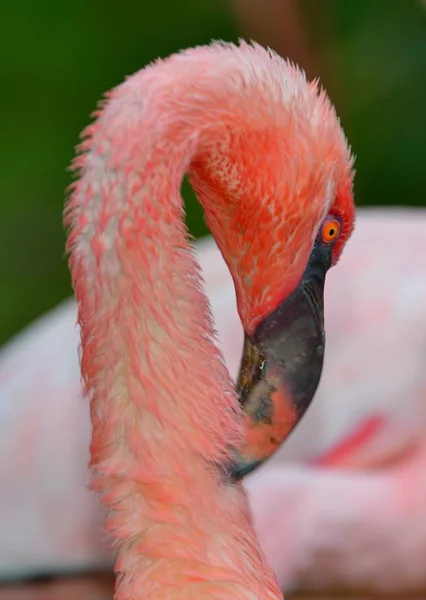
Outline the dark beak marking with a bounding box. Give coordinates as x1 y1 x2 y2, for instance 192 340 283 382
225 237 334 480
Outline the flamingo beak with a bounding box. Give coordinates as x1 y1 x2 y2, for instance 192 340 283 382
230 240 332 479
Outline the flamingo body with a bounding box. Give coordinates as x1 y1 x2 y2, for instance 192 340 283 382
1 209 426 593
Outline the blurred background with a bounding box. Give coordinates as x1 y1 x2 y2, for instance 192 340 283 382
1 0 425 346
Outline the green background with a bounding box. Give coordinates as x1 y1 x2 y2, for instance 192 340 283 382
2 0 425 346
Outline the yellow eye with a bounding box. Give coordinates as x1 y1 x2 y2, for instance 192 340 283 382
321 218 341 244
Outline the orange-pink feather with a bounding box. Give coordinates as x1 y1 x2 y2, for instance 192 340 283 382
65 41 354 600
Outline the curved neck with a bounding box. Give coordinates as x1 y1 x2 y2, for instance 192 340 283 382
66 67 281 598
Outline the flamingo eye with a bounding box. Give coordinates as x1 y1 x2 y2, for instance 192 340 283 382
321 217 341 244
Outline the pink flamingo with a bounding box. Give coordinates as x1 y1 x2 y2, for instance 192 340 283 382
64 41 354 598
1 210 426 594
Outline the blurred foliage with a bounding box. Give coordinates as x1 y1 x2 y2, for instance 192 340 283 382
303 0 426 212
1 0 425 345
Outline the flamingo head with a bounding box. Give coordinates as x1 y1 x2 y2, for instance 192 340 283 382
231 210 354 477
187 42 355 477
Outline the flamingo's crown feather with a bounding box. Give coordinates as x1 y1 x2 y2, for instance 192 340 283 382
134 40 352 152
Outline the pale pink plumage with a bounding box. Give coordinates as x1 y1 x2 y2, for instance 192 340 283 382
1 209 426 593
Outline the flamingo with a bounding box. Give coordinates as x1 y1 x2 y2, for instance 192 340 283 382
2 210 426 593
63 41 354 599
